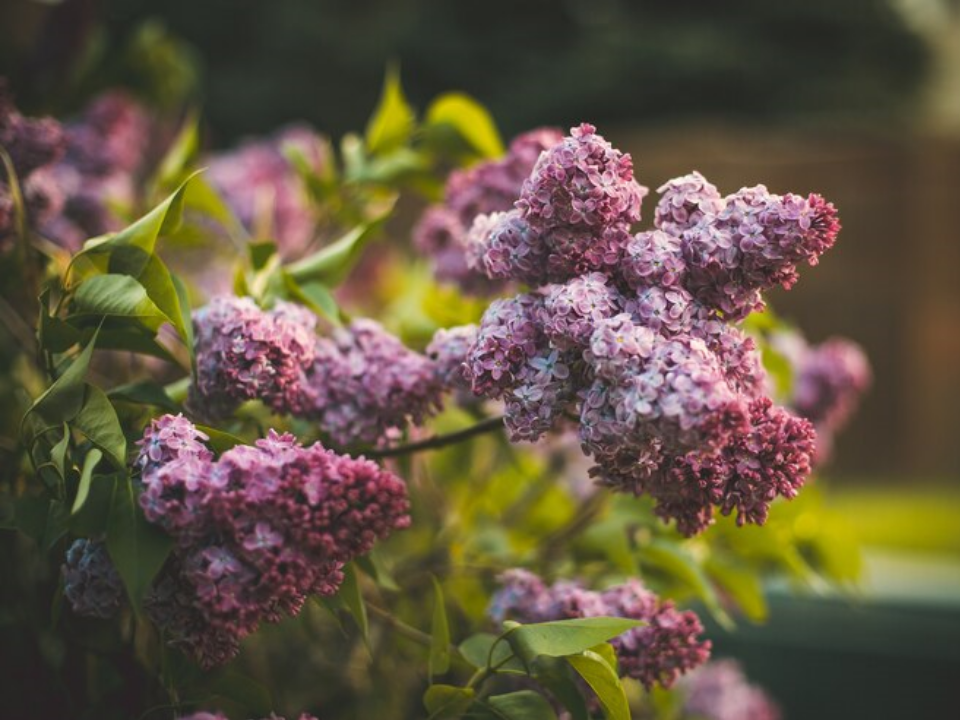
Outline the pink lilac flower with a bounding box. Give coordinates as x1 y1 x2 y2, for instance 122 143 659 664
301 319 443 446
680 660 781 720
426 324 478 391
540 272 623 350
0 80 65 249
191 296 318 419
62 539 124 619
681 185 840 320
465 293 546 397
206 125 328 259
489 571 710 690
620 230 687 289
465 209 548 285
540 223 634 282
503 346 580 442
414 127 563 292
138 420 410 667
623 285 696 336
136 413 213 472
616 397 816 536
516 123 647 231
654 171 724 236
790 336 871 431
39 91 151 250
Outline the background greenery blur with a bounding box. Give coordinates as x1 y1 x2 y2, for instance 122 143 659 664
2 1 959 718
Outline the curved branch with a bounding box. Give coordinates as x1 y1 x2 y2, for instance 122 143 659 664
366 415 505 459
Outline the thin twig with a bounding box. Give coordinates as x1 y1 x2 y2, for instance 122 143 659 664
538 489 608 566
366 416 504 459
365 602 434 647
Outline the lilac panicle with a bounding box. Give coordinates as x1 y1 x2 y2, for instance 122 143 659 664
62 539 124 619
301 319 443 445
426 324 479 392
620 229 687 289
191 296 317 419
139 418 410 668
490 570 710 690
540 272 622 350
516 123 647 231
791 336 871 431
680 660 782 720
466 209 549 285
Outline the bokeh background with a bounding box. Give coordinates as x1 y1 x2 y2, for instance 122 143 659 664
2 1 959 718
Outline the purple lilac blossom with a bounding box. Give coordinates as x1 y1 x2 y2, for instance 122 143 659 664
191 296 318 419
301 319 443 446
654 171 724 236
489 570 710 690
516 123 647 231
177 713 319 720
137 420 410 667
62 539 124 619
206 125 328 259
40 90 150 250
681 185 840 320
791 336 871 431
413 127 563 292
426 324 478 391
465 209 548 285
540 272 623 350
0 80 65 250
680 660 781 720
620 230 686 290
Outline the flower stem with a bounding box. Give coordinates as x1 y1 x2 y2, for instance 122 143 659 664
366 602 434 647
366 416 504 459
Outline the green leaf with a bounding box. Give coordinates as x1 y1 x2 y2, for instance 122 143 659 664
70 274 169 330
286 205 394 287
71 448 102 515
72 385 127 468
107 381 180 412
50 423 71 479
424 684 475 720
355 549 400 592
704 556 768 623
153 110 200 190
24 327 101 435
42 500 70 551
430 576 451 678
249 241 278 271
565 650 631 720
503 617 642 664
110 248 189 343
13 495 51 545
475 691 558 720
366 65 415 155
171 273 196 372
638 538 733 629
457 633 525 674
339 563 369 641
530 658 590 720
195 425 244 454
426 93 504 159
282 274 341 325
198 669 274 717
106 474 174 613
76 172 199 260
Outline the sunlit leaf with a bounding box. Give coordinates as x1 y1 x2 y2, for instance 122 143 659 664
503 617 642 664
566 649 630 720
426 92 504 159
366 65 415 155
424 685 475 719
71 448 102 515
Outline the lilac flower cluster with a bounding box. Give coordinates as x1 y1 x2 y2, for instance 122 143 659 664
301 319 443 446
679 660 781 720
61 538 124 619
459 124 831 534
774 329 871 464
207 125 328 259
413 127 563 292
190 296 451 445
177 712 318 720
136 414 410 667
490 569 710 690
40 91 151 250
0 80 65 251
191 297 319 419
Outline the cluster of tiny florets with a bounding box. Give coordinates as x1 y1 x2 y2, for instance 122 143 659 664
679 660 781 720
426 324 478 392
301 319 444 446
61 538 124 619
0 80 66 251
191 297 318 419
136 415 410 667
413 127 563 292
773 329 871 464
490 569 710 690
39 90 151 250
206 125 328 259
458 123 836 534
